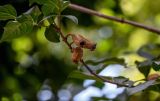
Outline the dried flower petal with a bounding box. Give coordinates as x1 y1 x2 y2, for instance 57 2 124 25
71 47 83 64
72 34 96 51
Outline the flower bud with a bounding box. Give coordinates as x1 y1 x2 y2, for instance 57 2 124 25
71 47 83 64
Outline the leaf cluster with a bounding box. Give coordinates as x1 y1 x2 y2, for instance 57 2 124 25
0 0 77 43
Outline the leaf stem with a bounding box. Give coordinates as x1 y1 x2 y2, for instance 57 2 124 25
54 26 73 51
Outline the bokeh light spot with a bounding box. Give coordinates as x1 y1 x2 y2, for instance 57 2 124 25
37 90 53 101
58 89 72 101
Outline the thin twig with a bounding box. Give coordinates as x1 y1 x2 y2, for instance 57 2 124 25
55 27 130 87
54 26 73 51
54 15 131 87
54 25 131 87
80 59 129 87
69 3 160 35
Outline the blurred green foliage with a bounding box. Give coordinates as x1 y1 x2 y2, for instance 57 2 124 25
0 0 160 101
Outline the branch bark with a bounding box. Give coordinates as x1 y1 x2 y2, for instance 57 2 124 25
69 3 160 35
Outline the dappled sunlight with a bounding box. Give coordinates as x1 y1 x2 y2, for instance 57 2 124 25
96 39 112 53
120 0 146 16
1 97 10 101
76 64 126 100
58 89 72 101
93 8 115 24
122 66 145 81
12 37 33 52
102 83 125 99
73 86 102 101
120 54 146 81
37 81 55 101
149 68 160 75
16 52 33 67
155 14 160 27
36 27 48 44
38 90 54 101
129 29 150 51
121 53 146 66
13 93 23 101
1 0 160 101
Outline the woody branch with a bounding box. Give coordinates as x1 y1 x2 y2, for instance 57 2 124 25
69 3 160 35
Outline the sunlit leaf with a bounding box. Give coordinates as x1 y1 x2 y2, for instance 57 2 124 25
63 15 78 24
45 24 60 42
0 4 17 20
1 15 34 42
126 80 156 95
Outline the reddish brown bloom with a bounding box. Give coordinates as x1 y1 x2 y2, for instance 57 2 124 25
71 47 83 64
71 34 96 51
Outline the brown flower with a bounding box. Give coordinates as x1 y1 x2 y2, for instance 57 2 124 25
71 34 96 51
71 47 83 64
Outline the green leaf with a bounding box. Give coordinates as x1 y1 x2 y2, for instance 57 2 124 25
29 0 50 5
86 57 125 65
24 6 41 23
136 61 151 77
68 71 104 83
137 44 160 59
1 15 34 42
152 61 160 71
63 15 78 24
0 4 17 20
29 0 59 13
126 80 156 95
61 1 70 11
41 2 57 16
45 24 60 42
17 15 34 34
0 21 21 42
38 15 57 26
